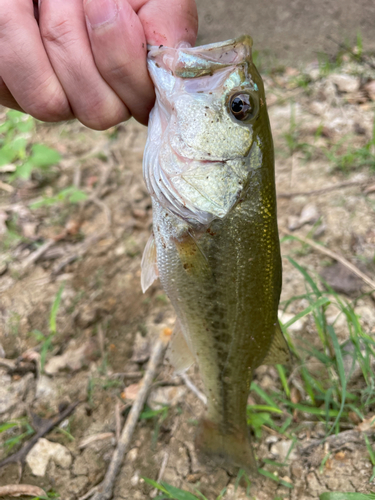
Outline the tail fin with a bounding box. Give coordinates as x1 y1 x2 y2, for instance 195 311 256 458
195 419 257 475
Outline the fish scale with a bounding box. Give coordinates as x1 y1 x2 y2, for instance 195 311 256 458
141 36 289 474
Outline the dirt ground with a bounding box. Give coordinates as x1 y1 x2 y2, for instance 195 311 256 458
1 45 375 500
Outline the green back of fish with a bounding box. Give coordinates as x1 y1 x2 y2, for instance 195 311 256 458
149 51 287 473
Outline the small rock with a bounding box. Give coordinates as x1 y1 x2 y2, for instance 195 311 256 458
36 375 55 400
299 203 320 226
26 438 72 476
44 340 96 375
287 215 301 231
127 447 138 462
320 262 363 296
288 203 320 231
131 332 150 363
329 74 360 93
278 310 305 332
131 470 141 486
0 372 34 417
148 385 187 410
270 439 298 461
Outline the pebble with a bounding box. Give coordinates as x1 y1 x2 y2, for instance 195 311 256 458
329 74 360 93
44 340 96 375
26 438 72 476
270 439 298 461
147 385 187 410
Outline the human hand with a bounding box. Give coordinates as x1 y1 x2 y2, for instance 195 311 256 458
0 0 198 129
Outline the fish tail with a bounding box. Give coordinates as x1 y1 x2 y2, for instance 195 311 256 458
195 419 257 475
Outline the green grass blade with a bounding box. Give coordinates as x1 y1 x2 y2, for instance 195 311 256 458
258 468 293 489
250 382 280 410
50 284 64 334
282 296 330 329
326 324 347 435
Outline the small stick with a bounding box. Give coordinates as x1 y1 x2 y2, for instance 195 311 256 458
0 180 14 193
83 331 170 500
151 451 169 498
277 179 371 199
20 239 55 270
281 228 375 290
180 373 207 405
0 484 46 498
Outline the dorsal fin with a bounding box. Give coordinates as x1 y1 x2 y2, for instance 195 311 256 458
141 233 158 293
261 323 291 366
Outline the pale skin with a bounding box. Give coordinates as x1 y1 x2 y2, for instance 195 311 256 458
0 0 198 129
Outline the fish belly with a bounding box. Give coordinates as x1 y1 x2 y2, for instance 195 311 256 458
152 167 281 474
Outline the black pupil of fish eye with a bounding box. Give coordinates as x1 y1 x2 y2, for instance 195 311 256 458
232 97 244 113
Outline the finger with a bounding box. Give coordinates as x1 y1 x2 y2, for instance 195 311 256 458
84 0 154 125
132 0 198 47
0 0 72 122
0 77 23 112
39 0 130 130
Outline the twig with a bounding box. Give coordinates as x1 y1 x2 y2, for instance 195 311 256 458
326 34 375 71
151 451 169 498
0 180 14 193
51 229 109 276
281 228 375 290
0 401 80 470
79 433 115 450
300 428 374 454
277 179 371 199
20 239 55 270
180 373 207 405
115 401 121 443
81 331 170 500
0 484 46 498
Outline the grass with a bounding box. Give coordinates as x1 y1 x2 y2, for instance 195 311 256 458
323 115 375 173
30 283 64 372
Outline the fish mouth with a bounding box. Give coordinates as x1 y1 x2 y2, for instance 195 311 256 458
147 36 253 79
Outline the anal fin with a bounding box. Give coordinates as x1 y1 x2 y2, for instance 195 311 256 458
166 321 195 374
261 322 291 366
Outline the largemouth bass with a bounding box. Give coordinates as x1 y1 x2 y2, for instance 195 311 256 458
141 36 289 474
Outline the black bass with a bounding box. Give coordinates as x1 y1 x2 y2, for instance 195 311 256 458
141 36 289 474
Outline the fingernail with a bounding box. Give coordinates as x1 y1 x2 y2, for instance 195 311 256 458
84 0 118 28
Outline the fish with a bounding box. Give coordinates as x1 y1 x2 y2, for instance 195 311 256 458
141 36 289 475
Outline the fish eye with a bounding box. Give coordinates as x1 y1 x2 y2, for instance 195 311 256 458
228 92 259 122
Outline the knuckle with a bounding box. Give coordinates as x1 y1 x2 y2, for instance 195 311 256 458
26 89 71 122
40 17 76 47
0 11 14 39
78 99 129 130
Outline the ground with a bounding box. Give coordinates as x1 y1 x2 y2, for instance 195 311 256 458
0 48 375 500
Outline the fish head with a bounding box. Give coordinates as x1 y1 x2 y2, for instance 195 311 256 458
143 36 272 225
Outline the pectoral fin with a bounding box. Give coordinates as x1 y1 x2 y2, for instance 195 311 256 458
141 233 158 293
261 323 291 366
166 322 195 374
